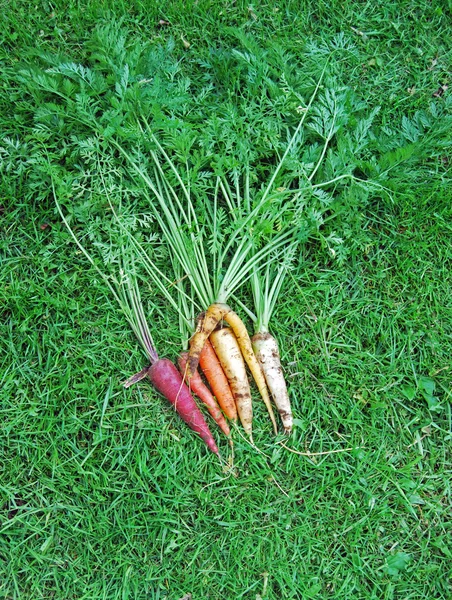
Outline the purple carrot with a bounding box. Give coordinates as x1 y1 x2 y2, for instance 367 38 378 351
122 276 219 454
149 358 219 454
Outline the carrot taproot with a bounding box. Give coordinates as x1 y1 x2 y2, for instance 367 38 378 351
148 358 219 454
252 332 293 434
210 327 253 442
188 303 277 434
178 352 231 437
199 339 238 422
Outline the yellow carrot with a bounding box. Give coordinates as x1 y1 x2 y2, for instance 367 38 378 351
210 327 253 441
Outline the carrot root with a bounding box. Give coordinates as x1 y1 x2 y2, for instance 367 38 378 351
252 332 293 435
199 339 238 422
148 358 219 454
178 352 231 437
210 327 253 442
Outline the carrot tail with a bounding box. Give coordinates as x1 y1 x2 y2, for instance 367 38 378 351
199 339 238 422
178 352 231 437
210 327 253 442
148 358 219 454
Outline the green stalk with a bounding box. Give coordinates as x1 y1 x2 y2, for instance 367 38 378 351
112 141 213 307
51 175 160 364
113 137 294 309
97 161 199 323
217 63 328 261
308 95 337 182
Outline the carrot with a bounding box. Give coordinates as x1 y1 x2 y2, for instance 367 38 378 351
188 303 278 434
178 352 231 437
224 309 278 435
187 303 229 376
199 339 238 422
210 327 253 441
148 358 219 454
53 187 220 456
252 332 293 434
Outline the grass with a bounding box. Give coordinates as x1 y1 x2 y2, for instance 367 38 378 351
1 1 451 599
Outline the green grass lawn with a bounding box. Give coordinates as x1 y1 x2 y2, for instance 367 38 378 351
1 1 451 599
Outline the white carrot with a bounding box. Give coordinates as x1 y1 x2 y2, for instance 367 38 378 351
252 330 292 435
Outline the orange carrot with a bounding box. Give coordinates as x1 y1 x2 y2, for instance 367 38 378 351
199 339 238 422
178 352 231 437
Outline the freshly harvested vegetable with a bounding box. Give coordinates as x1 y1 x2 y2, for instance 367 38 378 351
178 352 230 437
149 358 219 454
70 71 325 440
252 331 292 435
210 327 253 441
247 258 295 435
199 339 237 422
188 303 278 435
53 189 219 454
114 134 292 431
119 282 219 454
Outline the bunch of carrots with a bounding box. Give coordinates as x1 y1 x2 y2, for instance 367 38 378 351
103 145 296 453
106 127 303 453
53 69 358 455
125 298 291 455
55 134 297 455
57 182 293 456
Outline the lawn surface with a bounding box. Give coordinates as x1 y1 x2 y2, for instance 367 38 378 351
1 1 451 599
